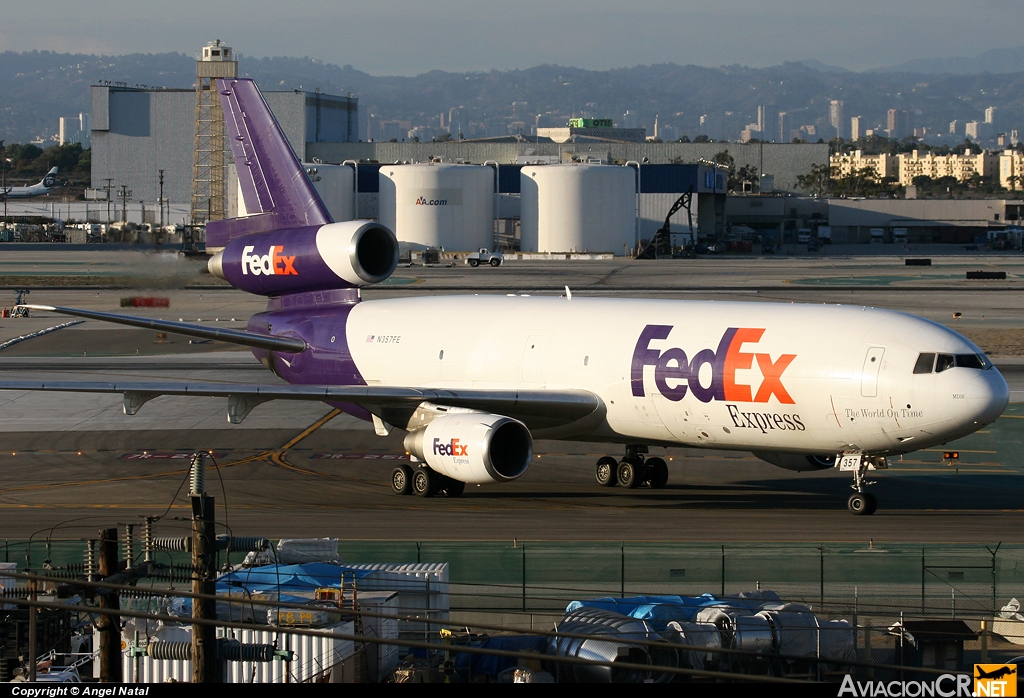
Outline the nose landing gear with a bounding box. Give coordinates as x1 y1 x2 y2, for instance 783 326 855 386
594 446 669 489
842 453 884 515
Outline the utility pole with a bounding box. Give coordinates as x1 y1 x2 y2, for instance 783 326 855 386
158 170 165 228
1 140 8 233
103 178 113 227
118 185 132 224
96 527 122 683
190 454 218 683
27 578 36 682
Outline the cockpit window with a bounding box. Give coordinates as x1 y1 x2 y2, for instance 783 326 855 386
915 352 991 374
935 354 955 372
956 354 990 369
913 353 935 374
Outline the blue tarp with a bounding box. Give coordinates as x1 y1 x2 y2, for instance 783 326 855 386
217 563 375 596
454 635 547 677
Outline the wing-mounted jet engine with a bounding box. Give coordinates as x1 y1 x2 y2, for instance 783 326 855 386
399 412 534 497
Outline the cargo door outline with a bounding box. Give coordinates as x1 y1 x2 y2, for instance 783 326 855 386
860 347 885 398
522 335 542 384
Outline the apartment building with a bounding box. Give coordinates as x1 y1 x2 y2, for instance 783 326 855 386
830 150 899 180
829 149 1004 187
1000 150 1024 191
895 150 998 187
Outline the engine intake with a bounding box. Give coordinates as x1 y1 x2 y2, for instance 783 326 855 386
753 451 835 472
404 412 533 484
208 220 399 295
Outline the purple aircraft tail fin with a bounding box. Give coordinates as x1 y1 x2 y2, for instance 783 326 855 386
206 78 332 247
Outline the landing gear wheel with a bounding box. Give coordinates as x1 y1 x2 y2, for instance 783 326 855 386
646 457 669 489
468 258 479 267
595 457 618 487
864 492 877 515
443 478 466 497
847 492 876 515
392 465 413 495
413 467 441 498
617 460 642 489
489 258 501 267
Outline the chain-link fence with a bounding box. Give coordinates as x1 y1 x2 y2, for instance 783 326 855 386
3 539 1020 619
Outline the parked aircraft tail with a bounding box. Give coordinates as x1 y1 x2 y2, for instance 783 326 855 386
41 167 58 188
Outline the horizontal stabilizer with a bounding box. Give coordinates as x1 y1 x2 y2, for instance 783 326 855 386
21 305 306 354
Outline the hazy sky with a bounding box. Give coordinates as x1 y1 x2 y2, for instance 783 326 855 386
4 0 1022 74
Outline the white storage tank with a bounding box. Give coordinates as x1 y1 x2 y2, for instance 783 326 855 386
379 164 494 250
521 164 636 254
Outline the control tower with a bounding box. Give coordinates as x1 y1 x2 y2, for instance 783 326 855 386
190 39 237 225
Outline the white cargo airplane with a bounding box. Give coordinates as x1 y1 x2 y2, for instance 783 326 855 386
1 79 1008 516
0 167 61 199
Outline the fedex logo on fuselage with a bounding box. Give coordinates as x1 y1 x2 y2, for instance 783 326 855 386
433 438 467 457
241 245 297 276
632 325 796 404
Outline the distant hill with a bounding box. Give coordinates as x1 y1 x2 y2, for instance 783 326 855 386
3 51 1024 146
871 46 1024 75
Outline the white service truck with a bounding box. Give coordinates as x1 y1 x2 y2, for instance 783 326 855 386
465 248 503 267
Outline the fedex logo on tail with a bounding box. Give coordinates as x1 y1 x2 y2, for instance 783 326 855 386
433 438 468 457
241 245 298 276
632 325 796 404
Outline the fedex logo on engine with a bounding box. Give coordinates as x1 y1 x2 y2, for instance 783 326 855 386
632 325 796 404
433 438 468 457
241 245 298 276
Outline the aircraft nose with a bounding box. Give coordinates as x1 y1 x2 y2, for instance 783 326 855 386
966 369 1009 426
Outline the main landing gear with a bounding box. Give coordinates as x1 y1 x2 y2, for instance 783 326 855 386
392 464 465 498
844 454 883 516
595 446 669 489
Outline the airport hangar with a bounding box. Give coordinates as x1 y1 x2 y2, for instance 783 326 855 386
89 83 359 216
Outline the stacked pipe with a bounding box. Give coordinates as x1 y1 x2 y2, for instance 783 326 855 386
545 608 678 683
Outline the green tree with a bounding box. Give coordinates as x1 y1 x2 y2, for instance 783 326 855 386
796 163 832 197
736 164 758 192
714 150 739 191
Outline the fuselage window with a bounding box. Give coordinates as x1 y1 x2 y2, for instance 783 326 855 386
935 354 955 372
913 353 935 374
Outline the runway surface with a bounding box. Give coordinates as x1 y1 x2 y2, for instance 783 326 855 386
1 254 1023 543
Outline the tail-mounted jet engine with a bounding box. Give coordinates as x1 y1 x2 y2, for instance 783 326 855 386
208 220 399 295
752 452 835 472
404 413 533 484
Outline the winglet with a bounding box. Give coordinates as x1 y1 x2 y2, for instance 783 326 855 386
208 78 332 247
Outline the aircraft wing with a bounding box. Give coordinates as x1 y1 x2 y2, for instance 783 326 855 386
0 379 603 430
20 305 306 353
